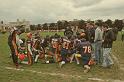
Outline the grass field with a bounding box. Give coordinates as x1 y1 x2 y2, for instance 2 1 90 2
0 31 124 82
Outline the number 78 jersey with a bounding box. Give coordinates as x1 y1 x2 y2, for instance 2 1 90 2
78 41 92 55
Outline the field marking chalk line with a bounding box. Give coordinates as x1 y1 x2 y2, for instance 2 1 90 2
5 66 124 82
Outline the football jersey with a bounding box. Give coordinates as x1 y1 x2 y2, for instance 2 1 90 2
78 41 92 55
74 39 81 48
27 39 33 47
62 39 71 49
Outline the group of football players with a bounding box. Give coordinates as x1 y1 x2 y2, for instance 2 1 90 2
8 22 116 73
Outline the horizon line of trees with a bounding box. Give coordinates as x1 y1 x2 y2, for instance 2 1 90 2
29 19 124 31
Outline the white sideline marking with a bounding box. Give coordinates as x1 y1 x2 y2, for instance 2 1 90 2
5 67 81 78
5 66 124 82
5 67 24 71
88 78 106 81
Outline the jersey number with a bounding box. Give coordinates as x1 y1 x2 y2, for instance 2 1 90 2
83 46 91 53
52 42 58 48
63 42 69 49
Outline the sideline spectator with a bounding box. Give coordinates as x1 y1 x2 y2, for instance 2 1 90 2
94 22 103 64
102 26 114 68
121 28 124 41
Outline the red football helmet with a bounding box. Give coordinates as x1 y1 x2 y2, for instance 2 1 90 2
18 54 26 61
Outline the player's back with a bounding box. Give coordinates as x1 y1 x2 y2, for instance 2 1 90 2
79 41 92 55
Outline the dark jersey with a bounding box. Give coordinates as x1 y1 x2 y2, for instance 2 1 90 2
41 38 50 48
51 38 59 48
8 34 12 46
89 28 95 43
26 38 33 51
62 39 71 49
77 41 92 56
102 29 114 48
27 39 33 46
74 39 81 49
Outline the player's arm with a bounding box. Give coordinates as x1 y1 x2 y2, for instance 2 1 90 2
27 43 33 56
76 43 81 53
94 29 99 42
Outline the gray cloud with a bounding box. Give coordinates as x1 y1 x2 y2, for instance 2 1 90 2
71 0 103 8
0 0 124 24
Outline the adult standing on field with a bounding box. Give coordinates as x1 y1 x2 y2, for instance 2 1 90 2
102 26 114 67
121 28 124 41
8 29 21 68
94 22 103 64
8 27 23 57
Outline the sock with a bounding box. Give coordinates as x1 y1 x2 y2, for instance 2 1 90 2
35 55 39 62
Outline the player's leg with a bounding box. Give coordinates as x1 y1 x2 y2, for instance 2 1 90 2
106 48 114 67
68 49 76 63
82 55 91 73
34 50 39 63
75 54 81 64
95 41 102 64
59 48 67 68
122 34 124 41
95 42 99 64
10 45 19 68
102 48 108 67
70 53 75 63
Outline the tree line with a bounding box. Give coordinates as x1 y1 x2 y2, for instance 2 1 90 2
30 19 124 31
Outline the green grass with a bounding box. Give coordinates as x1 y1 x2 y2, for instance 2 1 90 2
0 32 124 82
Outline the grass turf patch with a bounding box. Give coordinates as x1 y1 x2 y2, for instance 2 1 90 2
0 31 124 82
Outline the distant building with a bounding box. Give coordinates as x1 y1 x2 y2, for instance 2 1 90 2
0 21 8 31
9 19 30 32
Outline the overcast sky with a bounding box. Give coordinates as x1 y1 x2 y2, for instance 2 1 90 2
0 0 124 24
